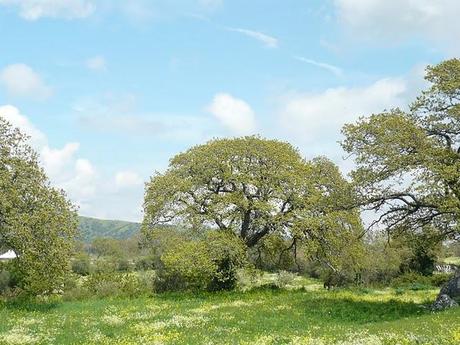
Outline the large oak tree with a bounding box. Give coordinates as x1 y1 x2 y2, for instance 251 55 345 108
143 136 361 264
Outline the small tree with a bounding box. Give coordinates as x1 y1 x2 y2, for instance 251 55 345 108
0 117 77 295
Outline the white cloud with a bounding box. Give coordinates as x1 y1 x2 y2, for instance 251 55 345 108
207 93 257 135
85 56 107 71
74 93 213 142
0 105 98 214
0 64 52 100
280 77 408 143
276 66 427 165
294 56 343 77
115 171 143 189
0 105 47 147
227 28 279 48
0 104 146 222
0 0 95 20
42 142 80 177
334 0 460 52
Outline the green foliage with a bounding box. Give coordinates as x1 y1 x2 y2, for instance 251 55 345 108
71 253 91 276
250 234 298 272
134 256 155 271
63 272 154 300
117 258 132 272
93 257 118 274
143 137 362 257
154 231 247 292
142 226 194 270
354 235 410 286
90 237 123 258
275 270 297 289
390 272 432 291
430 273 453 287
0 269 11 293
0 118 77 295
342 58 460 241
205 231 247 291
394 230 440 276
236 267 264 291
155 241 216 292
78 216 141 243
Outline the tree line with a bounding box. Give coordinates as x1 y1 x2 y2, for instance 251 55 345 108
1 58 460 297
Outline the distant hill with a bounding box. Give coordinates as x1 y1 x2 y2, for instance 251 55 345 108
78 216 141 243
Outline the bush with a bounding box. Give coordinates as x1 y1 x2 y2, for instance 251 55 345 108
0 269 11 293
236 267 263 291
390 272 431 290
93 257 118 274
135 256 155 271
63 272 153 300
154 241 216 292
322 271 352 290
154 231 247 292
71 254 91 276
430 273 453 287
275 271 297 289
206 231 247 291
117 258 132 272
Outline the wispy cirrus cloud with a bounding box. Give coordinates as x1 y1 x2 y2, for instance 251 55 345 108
294 56 344 77
226 27 279 48
85 56 107 72
0 0 95 20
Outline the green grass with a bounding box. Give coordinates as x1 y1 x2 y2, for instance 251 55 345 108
1 284 460 344
442 256 460 266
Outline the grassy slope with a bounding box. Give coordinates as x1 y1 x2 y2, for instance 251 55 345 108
78 216 141 243
1 284 460 344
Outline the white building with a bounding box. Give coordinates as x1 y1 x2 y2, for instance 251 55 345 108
0 250 17 261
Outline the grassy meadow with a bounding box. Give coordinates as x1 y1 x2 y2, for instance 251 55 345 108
1 277 460 345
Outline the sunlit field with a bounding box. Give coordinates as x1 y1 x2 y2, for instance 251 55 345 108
1 278 459 345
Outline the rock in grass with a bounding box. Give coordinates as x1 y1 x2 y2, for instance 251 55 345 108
431 294 458 311
439 273 460 299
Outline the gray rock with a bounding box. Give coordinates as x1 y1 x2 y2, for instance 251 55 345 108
431 294 458 311
439 271 460 299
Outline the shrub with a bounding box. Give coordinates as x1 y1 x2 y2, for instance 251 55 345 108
430 273 453 287
117 258 132 272
236 267 263 291
65 272 153 300
71 253 91 276
154 231 247 292
322 271 351 290
154 241 216 292
93 257 118 273
390 272 431 290
206 231 247 291
135 256 155 271
0 269 11 293
275 271 297 289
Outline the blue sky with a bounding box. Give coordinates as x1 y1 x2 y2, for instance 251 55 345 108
0 0 458 221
